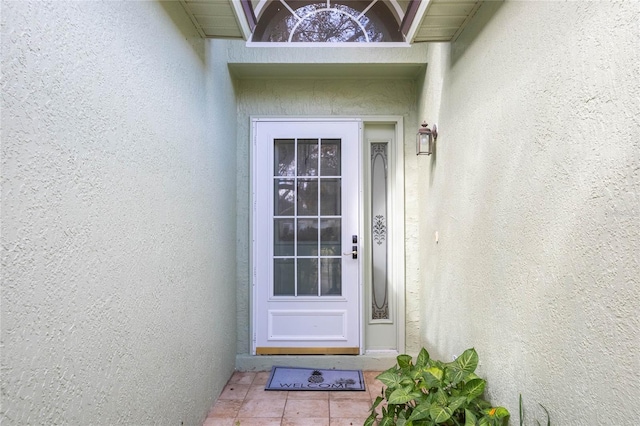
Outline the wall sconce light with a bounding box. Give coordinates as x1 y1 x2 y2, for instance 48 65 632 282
416 121 438 155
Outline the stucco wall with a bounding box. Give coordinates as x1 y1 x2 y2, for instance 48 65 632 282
234 76 424 356
418 1 639 424
1 2 237 424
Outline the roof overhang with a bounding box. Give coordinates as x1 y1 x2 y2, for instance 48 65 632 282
180 0 485 43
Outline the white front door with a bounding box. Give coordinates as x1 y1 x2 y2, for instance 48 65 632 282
252 119 362 355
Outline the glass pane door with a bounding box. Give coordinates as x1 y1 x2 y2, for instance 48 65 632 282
253 118 361 354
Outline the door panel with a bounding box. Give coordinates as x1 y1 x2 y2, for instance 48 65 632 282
253 120 361 354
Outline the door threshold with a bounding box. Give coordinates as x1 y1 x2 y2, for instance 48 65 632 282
256 347 360 355
236 352 399 372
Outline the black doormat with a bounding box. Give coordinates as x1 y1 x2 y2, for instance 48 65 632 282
265 366 365 391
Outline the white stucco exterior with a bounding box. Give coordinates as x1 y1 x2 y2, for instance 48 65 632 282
417 1 640 424
1 2 237 424
2 0 639 425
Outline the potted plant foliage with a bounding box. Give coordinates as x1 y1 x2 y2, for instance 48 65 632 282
365 348 509 426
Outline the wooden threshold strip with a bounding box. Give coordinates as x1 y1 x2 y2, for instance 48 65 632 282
256 347 360 355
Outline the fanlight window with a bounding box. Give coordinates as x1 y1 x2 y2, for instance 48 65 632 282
253 1 402 43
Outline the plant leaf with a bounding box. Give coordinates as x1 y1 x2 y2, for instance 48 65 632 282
540 403 550 426
465 408 478 426
377 370 403 388
456 348 478 372
364 413 377 426
474 398 492 410
462 378 486 401
407 403 431 422
422 373 441 389
425 366 444 382
397 411 408 426
478 417 490 426
519 394 524 426
416 348 430 368
398 354 413 370
385 386 395 400
448 396 467 413
429 404 453 423
389 387 422 405
449 348 478 384
370 395 384 412
490 407 510 419
466 373 481 381
411 368 425 381
433 388 448 406
380 416 396 426
401 375 417 386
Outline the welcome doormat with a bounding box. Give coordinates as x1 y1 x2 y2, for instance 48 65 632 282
265 366 365 391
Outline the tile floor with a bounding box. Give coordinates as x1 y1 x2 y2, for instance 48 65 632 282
203 370 384 426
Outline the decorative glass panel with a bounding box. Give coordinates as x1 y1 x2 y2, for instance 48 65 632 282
297 219 318 256
320 219 341 256
371 143 389 320
297 179 318 216
274 258 295 296
252 1 403 43
293 7 369 42
297 259 319 295
274 179 295 216
320 179 341 215
297 139 318 176
321 140 341 176
274 219 294 256
321 259 341 295
274 139 295 176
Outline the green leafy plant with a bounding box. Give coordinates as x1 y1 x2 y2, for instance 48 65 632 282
365 348 509 426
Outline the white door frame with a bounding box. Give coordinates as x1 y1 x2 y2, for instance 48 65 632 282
249 116 405 356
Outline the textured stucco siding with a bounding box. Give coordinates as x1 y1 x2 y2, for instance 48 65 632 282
234 77 424 356
1 2 237 424
417 1 639 424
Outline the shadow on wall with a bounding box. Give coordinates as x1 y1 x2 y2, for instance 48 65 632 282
450 0 504 67
428 131 439 187
158 1 207 65
416 58 444 188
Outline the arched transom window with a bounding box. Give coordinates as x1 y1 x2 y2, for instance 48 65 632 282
253 0 402 42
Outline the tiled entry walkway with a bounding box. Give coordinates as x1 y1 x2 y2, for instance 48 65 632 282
203 370 383 426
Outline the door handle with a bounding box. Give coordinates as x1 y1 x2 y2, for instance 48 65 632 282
343 245 358 259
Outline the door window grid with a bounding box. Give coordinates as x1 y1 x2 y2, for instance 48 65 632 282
273 138 342 297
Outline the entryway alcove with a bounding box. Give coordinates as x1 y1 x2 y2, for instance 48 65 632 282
228 44 428 371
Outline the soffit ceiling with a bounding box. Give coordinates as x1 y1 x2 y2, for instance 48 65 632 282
413 0 483 42
180 0 484 42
